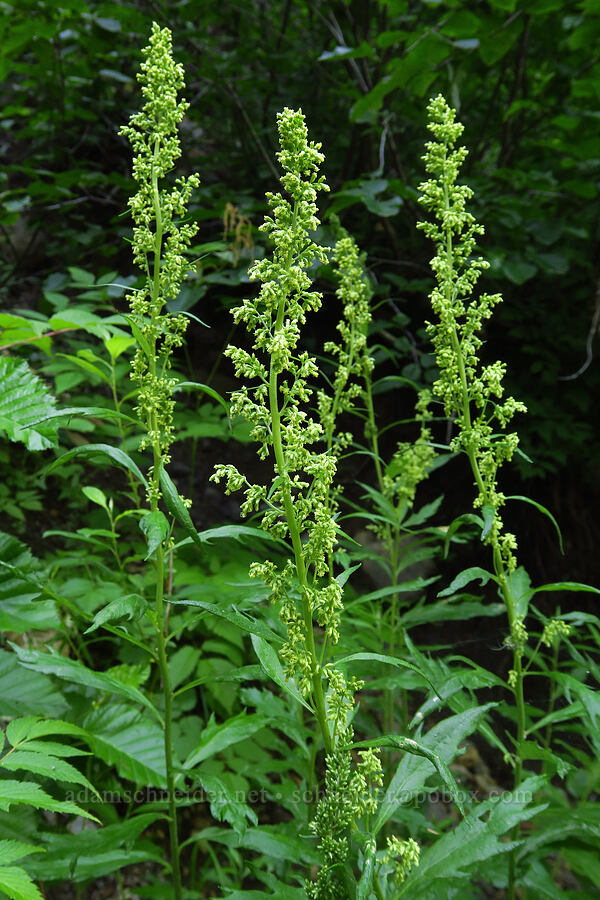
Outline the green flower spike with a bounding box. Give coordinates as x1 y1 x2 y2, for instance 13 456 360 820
120 22 200 503
418 94 526 573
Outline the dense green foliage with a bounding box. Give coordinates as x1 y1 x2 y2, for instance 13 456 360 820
1 3 599 899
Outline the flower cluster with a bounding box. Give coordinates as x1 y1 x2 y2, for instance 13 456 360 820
382 835 420 885
418 95 526 571
212 109 346 683
307 721 383 900
120 23 199 499
318 221 374 456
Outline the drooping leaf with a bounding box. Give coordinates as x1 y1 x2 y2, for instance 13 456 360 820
251 634 312 711
139 510 169 559
44 443 147 487
0 781 98 821
10 645 161 722
84 594 148 633
159 464 201 547
353 734 468 818
437 566 496 597
374 704 496 832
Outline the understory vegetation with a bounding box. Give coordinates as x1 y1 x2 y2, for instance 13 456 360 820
1 4 599 899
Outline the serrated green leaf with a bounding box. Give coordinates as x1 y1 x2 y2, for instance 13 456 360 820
0 651 68 718
0 751 99 797
0 841 43 866
0 780 98 821
0 358 58 450
195 771 257 837
139 510 169 559
0 864 44 900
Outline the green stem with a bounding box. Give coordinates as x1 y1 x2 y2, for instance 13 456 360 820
267 224 332 754
146 137 182 900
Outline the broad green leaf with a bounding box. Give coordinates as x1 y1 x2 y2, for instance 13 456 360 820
353 735 467 818
84 594 148 633
104 335 136 359
45 443 147 486
83 703 167 787
10 645 161 722
517 741 572 777
81 485 109 510
0 533 59 633
6 716 89 747
506 566 532 619
0 357 58 450
184 711 269 769
0 651 68 717
521 859 566 900
374 704 495 832
0 864 44 900
139 510 169 559
437 566 496 597
0 841 42 866
396 777 548 896
251 634 312 711
481 505 495 540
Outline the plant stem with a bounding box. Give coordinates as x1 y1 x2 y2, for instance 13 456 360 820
146 138 182 899
267 224 333 754
442 188 525 899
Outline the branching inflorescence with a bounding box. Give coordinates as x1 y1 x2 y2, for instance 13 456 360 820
418 95 526 574
212 109 390 899
120 22 200 504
